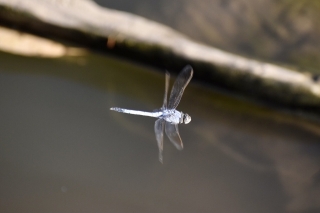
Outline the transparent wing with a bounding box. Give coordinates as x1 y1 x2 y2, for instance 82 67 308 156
162 71 170 110
167 65 193 109
165 122 183 150
155 119 165 163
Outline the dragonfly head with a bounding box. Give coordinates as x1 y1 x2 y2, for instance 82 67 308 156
183 113 191 124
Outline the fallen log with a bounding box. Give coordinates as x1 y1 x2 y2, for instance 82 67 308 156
0 0 320 110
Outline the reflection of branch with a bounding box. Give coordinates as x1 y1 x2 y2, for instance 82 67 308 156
193 123 273 172
213 139 273 172
195 119 320 212
0 0 320 110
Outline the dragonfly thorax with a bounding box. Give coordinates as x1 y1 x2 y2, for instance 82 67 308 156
162 109 191 125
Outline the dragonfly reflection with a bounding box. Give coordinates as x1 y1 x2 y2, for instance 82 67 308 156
110 65 193 163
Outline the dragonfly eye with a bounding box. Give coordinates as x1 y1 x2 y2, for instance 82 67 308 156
183 114 191 124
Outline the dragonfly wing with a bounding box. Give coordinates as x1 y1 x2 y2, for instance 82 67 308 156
162 71 170 109
167 65 193 109
155 119 165 163
165 122 183 150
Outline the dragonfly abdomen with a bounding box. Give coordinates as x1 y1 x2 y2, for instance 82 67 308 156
110 107 162 118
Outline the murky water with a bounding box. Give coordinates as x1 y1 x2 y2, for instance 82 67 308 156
0 51 320 213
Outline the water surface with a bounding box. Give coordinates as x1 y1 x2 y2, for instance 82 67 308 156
0 52 319 213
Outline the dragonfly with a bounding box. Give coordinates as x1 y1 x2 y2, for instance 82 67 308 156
110 65 193 163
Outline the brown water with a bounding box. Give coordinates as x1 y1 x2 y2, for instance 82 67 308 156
0 51 320 213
